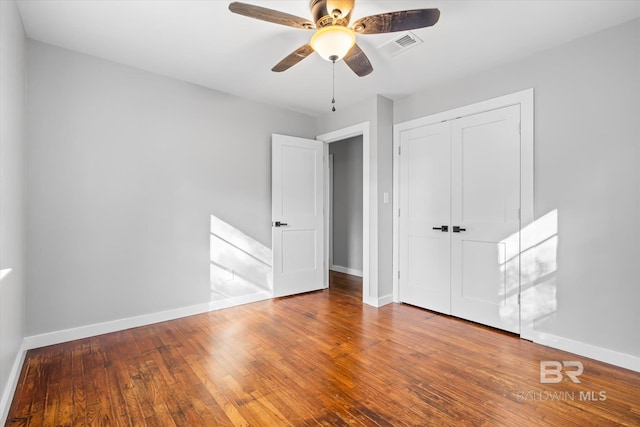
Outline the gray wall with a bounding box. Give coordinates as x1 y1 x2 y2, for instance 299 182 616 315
376 96 394 300
329 135 363 273
395 19 640 358
0 0 26 419
25 41 315 336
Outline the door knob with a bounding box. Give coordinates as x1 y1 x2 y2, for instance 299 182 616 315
432 225 448 232
274 221 288 227
452 226 466 233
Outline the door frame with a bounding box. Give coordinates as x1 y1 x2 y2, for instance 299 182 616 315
328 153 334 273
392 89 534 339
317 122 374 306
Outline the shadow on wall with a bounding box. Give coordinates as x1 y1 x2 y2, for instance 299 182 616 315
209 215 273 310
515 209 558 327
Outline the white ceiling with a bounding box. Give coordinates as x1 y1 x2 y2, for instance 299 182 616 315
16 0 640 116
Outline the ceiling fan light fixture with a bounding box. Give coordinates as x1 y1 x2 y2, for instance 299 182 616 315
310 25 356 61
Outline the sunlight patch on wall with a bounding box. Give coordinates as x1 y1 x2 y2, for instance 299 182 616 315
498 229 520 323
0 268 13 282
209 215 273 310
520 209 558 327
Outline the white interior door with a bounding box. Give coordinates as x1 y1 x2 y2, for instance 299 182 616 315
272 134 325 298
399 122 451 313
450 105 521 333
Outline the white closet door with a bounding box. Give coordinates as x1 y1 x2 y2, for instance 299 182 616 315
450 105 521 333
399 122 451 313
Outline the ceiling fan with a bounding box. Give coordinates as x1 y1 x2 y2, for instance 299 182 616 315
229 0 440 77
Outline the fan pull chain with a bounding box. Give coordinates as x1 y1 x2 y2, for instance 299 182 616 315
331 56 337 112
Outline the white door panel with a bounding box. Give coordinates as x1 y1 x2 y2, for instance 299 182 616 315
399 122 451 313
460 240 506 304
405 235 450 313
451 105 521 333
281 229 317 273
281 146 317 216
458 118 520 224
272 134 324 298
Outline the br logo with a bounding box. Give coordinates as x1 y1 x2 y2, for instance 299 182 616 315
540 361 584 384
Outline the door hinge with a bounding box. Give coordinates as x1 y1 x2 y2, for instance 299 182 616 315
398 209 401 217
519 123 521 135
398 146 401 155
517 293 521 305
398 271 400 279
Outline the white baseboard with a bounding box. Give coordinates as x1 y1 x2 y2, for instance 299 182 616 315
362 296 378 307
23 291 275 351
363 293 394 308
377 294 394 307
0 343 27 426
23 301 215 350
330 264 363 277
532 331 640 373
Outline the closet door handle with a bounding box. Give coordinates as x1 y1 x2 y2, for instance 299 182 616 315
432 225 449 232
452 226 466 233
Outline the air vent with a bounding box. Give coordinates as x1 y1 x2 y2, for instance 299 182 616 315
378 31 423 57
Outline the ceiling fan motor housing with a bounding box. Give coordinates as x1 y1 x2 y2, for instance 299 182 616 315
311 0 354 27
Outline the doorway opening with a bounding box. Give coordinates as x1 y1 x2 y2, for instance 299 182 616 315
328 136 363 280
317 122 373 305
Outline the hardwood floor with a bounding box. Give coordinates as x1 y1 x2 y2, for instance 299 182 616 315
7 271 640 426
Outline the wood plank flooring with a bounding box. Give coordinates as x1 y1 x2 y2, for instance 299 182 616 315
7 271 640 426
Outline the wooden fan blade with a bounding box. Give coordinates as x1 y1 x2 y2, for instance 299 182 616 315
272 45 315 72
229 2 314 30
343 43 373 77
352 9 440 34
